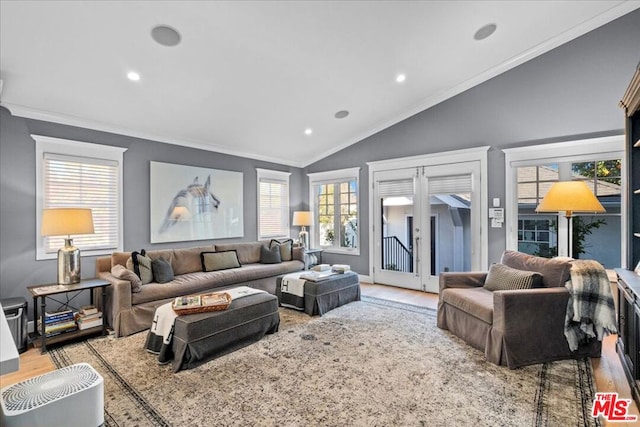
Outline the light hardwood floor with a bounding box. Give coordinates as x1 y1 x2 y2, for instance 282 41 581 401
2 282 638 425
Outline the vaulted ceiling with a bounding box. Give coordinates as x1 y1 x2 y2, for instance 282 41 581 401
1 1 638 167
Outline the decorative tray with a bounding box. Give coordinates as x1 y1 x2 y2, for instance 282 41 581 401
172 292 232 315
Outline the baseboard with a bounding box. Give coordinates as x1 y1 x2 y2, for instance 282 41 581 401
358 274 372 284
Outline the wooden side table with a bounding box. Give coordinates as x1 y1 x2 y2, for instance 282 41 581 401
27 278 110 353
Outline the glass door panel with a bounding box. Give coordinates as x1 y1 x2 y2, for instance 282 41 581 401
373 169 421 290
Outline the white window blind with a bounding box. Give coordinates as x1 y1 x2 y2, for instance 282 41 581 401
428 174 472 194
43 153 119 253
257 169 290 240
377 179 414 197
35 134 126 260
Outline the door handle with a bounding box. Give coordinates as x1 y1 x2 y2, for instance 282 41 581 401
414 236 419 277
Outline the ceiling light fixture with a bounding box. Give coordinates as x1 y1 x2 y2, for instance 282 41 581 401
151 25 181 47
127 71 141 81
395 74 406 83
304 128 313 136
334 110 349 119
474 23 497 41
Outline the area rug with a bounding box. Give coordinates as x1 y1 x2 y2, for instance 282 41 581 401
49 296 600 426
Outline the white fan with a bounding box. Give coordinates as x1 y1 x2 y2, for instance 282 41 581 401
1 363 103 427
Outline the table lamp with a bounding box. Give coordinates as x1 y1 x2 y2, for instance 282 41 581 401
41 208 95 285
292 211 313 249
535 181 605 257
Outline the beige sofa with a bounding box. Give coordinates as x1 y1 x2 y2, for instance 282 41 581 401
437 250 601 369
96 241 304 337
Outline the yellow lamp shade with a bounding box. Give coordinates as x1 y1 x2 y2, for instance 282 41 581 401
535 181 605 218
41 208 95 237
292 211 313 227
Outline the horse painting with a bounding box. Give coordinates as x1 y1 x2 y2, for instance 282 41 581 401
158 175 221 234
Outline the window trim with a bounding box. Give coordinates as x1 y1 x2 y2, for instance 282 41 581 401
34 135 126 260
503 135 625 263
256 168 291 241
308 167 361 255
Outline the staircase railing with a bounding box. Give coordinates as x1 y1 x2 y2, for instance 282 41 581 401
382 236 413 273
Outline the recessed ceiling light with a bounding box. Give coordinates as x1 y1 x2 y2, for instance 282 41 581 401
304 128 313 136
127 71 141 81
334 110 350 119
151 25 181 47
396 74 406 83
474 23 497 41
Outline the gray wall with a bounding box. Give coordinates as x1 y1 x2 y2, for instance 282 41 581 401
0 108 304 316
305 9 640 274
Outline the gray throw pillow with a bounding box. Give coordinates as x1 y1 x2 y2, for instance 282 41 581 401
270 239 293 261
201 250 241 272
125 250 153 284
152 257 174 284
483 263 543 291
500 250 571 288
111 264 142 293
260 245 282 264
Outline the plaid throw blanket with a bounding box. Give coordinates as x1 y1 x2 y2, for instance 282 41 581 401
564 260 617 351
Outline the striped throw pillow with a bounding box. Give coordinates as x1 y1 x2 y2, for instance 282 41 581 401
483 263 543 291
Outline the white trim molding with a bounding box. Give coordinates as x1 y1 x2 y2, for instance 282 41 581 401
368 146 490 282
307 167 361 256
34 134 127 260
503 135 625 262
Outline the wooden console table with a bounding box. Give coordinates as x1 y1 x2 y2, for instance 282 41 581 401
27 278 109 353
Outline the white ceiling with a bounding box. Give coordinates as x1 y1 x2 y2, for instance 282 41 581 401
1 1 638 167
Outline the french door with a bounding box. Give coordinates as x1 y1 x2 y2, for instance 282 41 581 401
373 162 481 293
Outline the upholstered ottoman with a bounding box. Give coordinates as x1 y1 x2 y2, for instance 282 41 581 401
170 292 279 372
276 271 360 316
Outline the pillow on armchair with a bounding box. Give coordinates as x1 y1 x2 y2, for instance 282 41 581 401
483 263 543 291
500 250 572 288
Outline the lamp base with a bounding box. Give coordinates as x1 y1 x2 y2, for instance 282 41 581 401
58 238 81 285
298 228 309 249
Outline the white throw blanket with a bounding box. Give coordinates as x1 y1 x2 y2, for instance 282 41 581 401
280 272 306 298
564 260 617 351
148 286 266 349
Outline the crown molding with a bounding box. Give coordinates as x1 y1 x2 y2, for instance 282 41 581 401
3 102 306 168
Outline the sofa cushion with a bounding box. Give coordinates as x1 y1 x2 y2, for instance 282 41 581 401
111 264 142 292
126 251 153 284
170 245 215 275
500 250 572 288
441 287 494 324
270 239 293 261
260 245 282 264
201 250 242 272
111 251 131 268
152 257 175 283
483 263 542 291
215 242 264 264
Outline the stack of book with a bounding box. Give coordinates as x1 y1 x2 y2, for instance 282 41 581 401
331 264 351 274
75 305 103 330
39 309 77 337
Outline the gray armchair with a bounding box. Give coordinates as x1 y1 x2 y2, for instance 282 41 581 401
437 251 601 369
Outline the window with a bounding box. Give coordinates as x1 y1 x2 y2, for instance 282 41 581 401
35 135 126 260
257 168 290 240
505 136 624 267
308 167 360 254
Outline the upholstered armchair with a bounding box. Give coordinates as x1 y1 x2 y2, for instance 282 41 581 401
437 251 602 369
